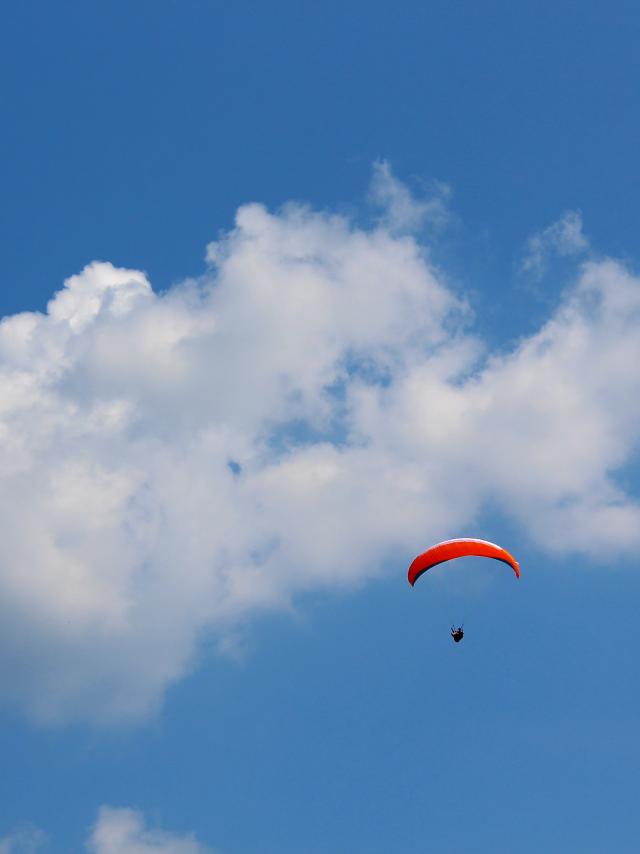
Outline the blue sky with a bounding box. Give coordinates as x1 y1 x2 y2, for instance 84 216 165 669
1 2 640 852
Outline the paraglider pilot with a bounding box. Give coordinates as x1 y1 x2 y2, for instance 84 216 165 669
451 625 464 643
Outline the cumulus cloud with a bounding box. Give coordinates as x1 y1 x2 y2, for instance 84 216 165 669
521 210 589 278
0 175 639 724
87 807 213 854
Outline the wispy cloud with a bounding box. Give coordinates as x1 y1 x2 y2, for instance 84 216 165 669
87 807 214 854
0 827 46 854
0 173 639 724
521 211 589 278
1 809 214 854
368 160 451 233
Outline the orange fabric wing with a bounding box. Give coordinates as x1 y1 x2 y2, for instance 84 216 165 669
408 538 520 586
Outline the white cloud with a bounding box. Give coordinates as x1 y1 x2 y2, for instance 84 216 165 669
87 807 213 854
521 210 589 278
0 176 639 724
0 827 46 854
368 160 451 233
1 809 213 854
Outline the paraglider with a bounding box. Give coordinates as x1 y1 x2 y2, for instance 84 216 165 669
408 538 519 642
408 537 520 585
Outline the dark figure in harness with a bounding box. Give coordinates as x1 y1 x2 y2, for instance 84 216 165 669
451 625 464 643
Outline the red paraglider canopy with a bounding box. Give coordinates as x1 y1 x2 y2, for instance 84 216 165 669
408 538 520 586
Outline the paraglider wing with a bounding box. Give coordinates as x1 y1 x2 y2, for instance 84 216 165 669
408 538 520 586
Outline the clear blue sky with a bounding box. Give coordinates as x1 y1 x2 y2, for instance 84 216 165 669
1 2 640 852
